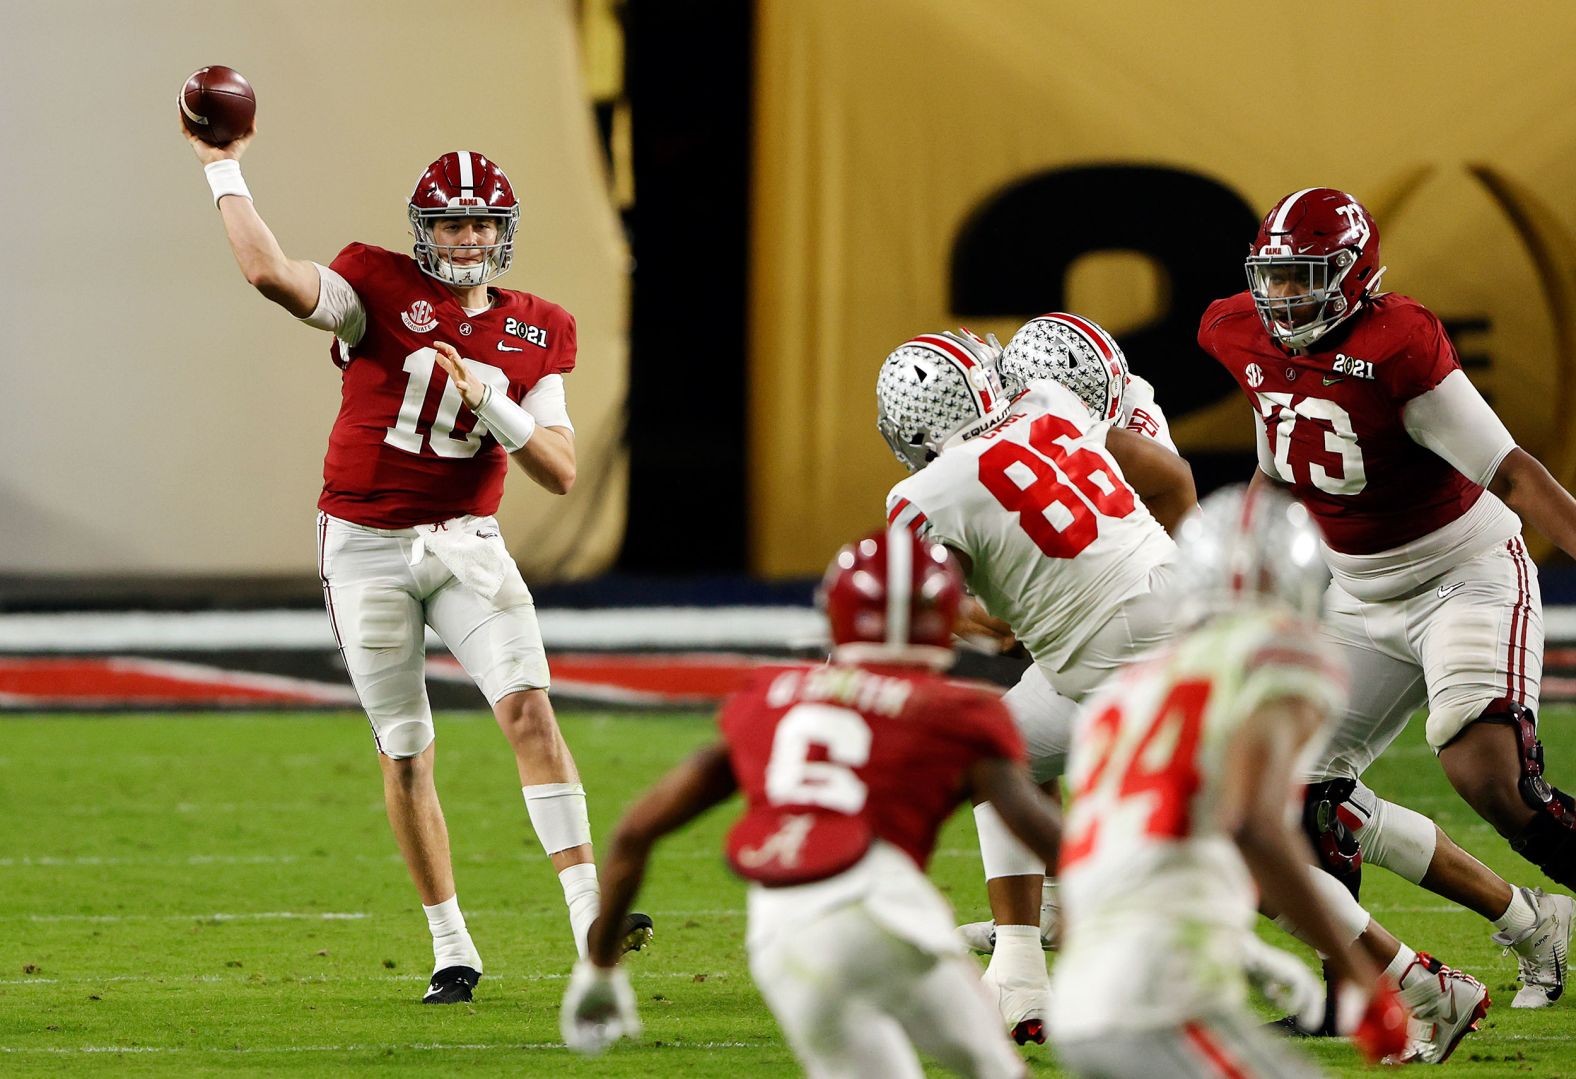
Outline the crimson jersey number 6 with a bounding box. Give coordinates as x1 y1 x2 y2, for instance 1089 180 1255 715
977 413 1136 559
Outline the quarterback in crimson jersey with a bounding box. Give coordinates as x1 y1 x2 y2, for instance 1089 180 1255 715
561 529 1064 1077
184 115 650 1005
1199 187 1576 1008
317 240 577 528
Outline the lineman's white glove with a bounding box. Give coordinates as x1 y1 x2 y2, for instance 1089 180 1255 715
1241 935 1324 1032
561 960 642 1055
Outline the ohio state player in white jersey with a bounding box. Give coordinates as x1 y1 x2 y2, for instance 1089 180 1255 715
876 321 1196 1041
1054 485 1488 1075
1202 187 1576 1008
183 115 649 1003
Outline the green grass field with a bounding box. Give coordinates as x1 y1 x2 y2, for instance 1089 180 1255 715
2 707 1574 1077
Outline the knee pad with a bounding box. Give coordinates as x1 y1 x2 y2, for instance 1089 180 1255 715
1302 778 1363 899
1476 699 1576 821
1476 699 1576 888
377 716 435 759
973 802 1044 880
1341 780 1436 885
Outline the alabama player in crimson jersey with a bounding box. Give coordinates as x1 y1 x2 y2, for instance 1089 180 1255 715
1053 485 1492 1075
1200 187 1576 1008
877 322 1196 1041
183 117 650 1002
560 529 1064 1077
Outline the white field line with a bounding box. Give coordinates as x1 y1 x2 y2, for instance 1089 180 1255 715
0 970 733 987
0 846 979 868
16 908 746 924
0 1040 768 1054
0 608 826 652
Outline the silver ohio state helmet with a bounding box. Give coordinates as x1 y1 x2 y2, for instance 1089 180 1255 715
1001 312 1129 421
876 330 1011 472
1172 484 1329 620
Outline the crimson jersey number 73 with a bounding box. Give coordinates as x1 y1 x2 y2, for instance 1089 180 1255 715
976 412 1136 559
1059 679 1211 871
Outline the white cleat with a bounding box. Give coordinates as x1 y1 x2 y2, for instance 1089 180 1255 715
979 968 1051 1046
958 883 1060 954
1386 953 1490 1065
1492 887 1572 1009
956 920 1056 954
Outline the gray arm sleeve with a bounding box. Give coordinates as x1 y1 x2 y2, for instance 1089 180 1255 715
298 263 367 346
1402 369 1516 486
522 373 573 432
1253 410 1278 477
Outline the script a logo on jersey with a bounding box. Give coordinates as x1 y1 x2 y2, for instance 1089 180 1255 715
401 300 438 333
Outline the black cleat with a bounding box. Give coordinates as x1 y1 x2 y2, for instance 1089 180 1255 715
421 965 480 1004
621 913 655 955
1010 1017 1046 1046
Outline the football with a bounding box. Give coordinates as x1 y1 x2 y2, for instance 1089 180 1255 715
180 65 256 146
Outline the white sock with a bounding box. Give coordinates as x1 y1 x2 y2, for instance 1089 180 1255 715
985 924 1046 985
1384 943 1420 986
559 862 601 959
1493 887 1538 939
423 894 481 974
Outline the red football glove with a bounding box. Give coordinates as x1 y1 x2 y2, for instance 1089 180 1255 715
1351 980 1409 1064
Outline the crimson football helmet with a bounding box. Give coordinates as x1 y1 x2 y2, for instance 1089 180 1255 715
820 527 964 669
1245 188 1387 349
876 330 1012 472
408 151 520 287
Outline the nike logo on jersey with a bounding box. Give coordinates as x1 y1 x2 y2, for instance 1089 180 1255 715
1437 582 1466 599
1322 376 1344 385
476 530 499 539
497 343 524 352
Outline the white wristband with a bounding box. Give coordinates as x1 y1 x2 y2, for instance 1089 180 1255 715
475 384 537 452
204 159 253 206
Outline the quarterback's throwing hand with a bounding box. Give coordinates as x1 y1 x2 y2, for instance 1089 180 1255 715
561 961 642 1055
433 341 486 411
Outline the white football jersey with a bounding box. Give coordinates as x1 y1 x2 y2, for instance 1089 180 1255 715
886 380 1176 674
1050 607 1348 1038
1120 373 1177 453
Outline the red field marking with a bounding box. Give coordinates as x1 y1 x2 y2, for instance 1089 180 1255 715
427 652 810 705
0 657 356 707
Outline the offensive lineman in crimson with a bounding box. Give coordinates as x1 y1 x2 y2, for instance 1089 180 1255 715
182 116 650 1003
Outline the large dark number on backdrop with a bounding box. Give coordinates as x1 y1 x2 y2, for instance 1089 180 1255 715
952 165 1260 435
